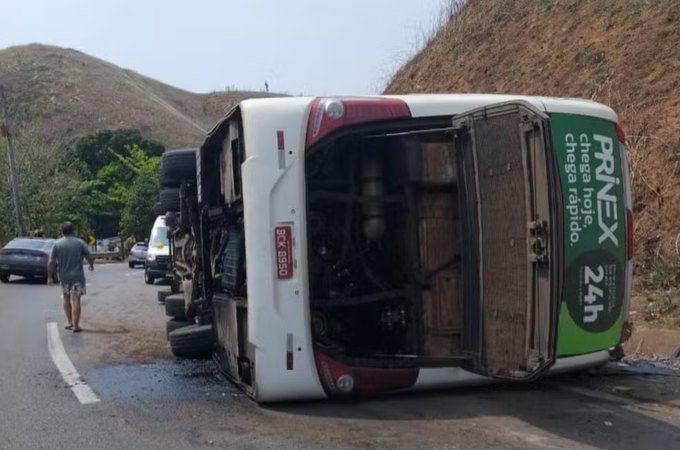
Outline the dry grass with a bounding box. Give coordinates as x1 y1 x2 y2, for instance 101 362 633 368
385 0 680 270
0 44 278 148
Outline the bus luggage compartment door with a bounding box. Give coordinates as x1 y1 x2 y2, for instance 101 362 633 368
452 101 558 380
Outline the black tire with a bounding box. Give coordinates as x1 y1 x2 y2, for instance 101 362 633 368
160 149 197 187
159 171 177 188
168 324 213 359
0 273 9 283
166 318 191 338
159 188 180 212
157 289 172 303
144 270 155 285
165 294 186 320
128 262 134 269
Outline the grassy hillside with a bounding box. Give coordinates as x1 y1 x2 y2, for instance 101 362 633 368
0 44 276 148
386 0 680 270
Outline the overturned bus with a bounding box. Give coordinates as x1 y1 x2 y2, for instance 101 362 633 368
158 94 633 402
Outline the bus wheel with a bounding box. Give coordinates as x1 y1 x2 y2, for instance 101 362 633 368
165 294 186 320
166 318 191 339
157 289 172 304
168 324 212 359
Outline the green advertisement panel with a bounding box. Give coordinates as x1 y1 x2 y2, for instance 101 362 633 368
550 113 626 356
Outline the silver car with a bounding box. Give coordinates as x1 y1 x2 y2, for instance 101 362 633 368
0 238 56 283
128 242 148 268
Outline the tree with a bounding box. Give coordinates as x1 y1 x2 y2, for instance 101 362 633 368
71 131 165 238
0 130 89 243
0 128 164 245
68 129 164 176
119 151 161 240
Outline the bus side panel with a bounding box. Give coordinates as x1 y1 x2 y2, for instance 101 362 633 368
550 113 628 356
239 98 326 402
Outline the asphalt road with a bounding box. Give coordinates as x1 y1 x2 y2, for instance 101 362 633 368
1 263 679 449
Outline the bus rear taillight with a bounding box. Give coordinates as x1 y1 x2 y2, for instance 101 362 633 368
620 321 633 344
616 123 627 145
305 97 411 149
313 351 418 397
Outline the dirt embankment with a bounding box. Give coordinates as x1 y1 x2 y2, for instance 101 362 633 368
385 0 680 348
627 285 680 357
386 0 680 272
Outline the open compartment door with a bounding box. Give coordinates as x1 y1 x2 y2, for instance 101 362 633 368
453 101 558 380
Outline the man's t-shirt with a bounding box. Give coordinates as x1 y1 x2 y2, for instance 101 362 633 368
51 236 91 285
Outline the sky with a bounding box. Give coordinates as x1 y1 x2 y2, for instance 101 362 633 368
1 0 446 96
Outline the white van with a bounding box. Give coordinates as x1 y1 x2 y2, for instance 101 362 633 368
168 94 633 402
144 215 171 284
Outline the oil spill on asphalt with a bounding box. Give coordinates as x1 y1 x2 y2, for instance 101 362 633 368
85 359 240 403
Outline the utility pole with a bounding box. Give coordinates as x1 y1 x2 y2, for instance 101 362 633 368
0 84 25 236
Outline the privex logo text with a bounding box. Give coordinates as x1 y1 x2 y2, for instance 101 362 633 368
593 134 619 246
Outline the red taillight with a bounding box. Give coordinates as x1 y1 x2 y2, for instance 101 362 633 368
313 351 418 397
626 208 634 260
616 123 627 145
305 97 411 148
620 321 633 344
314 352 354 395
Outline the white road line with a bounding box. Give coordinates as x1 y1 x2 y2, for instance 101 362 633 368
46 322 100 405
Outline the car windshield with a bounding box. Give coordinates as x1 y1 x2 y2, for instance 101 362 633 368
149 227 169 247
4 238 54 251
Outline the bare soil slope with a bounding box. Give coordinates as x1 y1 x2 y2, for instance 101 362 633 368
386 0 680 269
0 44 275 148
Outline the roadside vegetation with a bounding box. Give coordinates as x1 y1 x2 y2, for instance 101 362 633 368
385 0 680 309
0 128 162 244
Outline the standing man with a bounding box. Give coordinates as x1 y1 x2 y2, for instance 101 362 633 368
48 222 95 333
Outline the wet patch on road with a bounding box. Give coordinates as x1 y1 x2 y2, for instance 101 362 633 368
85 359 240 403
552 360 680 407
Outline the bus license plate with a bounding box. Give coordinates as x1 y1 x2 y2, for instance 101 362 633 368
274 225 293 279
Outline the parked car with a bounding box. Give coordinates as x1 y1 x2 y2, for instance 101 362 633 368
0 238 56 283
128 242 148 268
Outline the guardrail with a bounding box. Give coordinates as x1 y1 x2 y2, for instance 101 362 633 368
92 250 125 261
